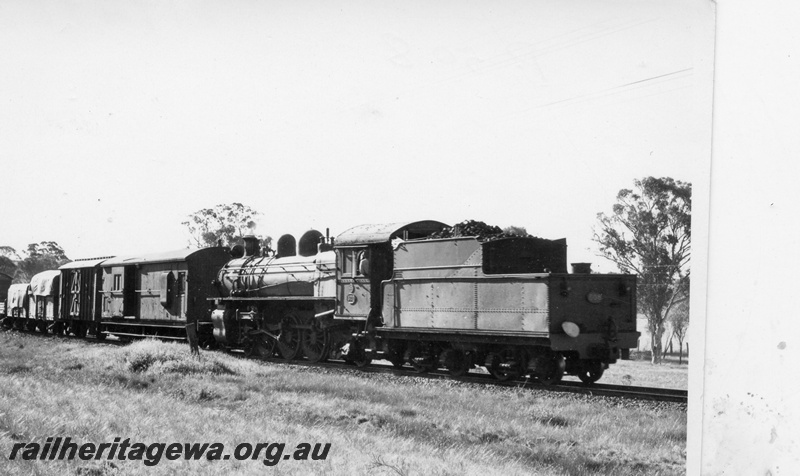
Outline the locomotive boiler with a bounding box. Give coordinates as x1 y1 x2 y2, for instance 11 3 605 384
208 230 343 361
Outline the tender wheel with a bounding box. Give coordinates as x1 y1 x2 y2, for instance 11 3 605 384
387 354 405 369
486 348 521 381
577 360 605 385
404 345 434 373
301 322 330 363
385 342 406 368
352 354 372 368
277 313 301 360
439 349 470 377
529 353 565 385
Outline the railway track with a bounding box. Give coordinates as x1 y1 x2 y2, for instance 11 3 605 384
248 355 689 404
3 327 687 404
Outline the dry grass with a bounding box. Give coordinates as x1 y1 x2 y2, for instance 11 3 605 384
0 331 686 475
586 357 689 390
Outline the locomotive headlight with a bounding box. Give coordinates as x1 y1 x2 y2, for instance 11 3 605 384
586 291 603 304
562 321 581 338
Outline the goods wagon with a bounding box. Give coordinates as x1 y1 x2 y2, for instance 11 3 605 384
28 269 60 333
0 271 11 322
58 257 113 338
99 247 229 341
6 283 31 330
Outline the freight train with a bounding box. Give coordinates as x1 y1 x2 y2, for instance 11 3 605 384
1 220 639 384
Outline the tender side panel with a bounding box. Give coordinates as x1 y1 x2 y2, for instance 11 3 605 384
475 279 548 333
384 277 549 334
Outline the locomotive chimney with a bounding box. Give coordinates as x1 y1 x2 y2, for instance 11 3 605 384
318 228 334 253
243 235 260 257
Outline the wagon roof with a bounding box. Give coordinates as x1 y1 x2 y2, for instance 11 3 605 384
59 257 113 270
101 248 216 266
30 269 60 296
335 220 448 247
8 283 30 302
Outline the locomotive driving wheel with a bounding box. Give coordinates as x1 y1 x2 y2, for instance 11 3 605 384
301 321 330 363
245 332 276 359
277 313 302 360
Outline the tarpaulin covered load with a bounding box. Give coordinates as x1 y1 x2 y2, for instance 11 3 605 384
30 270 60 297
8 283 30 309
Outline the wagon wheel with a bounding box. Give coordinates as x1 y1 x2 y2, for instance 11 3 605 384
276 313 302 360
301 321 330 363
198 332 216 350
577 360 604 385
95 323 107 341
536 357 565 386
73 322 88 338
245 332 276 359
439 349 470 377
26 319 37 332
404 345 433 373
38 320 49 334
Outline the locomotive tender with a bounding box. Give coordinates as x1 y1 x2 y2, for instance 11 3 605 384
210 220 639 384
1 220 638 385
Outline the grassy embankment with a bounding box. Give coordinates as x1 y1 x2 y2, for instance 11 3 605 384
0 331 686 475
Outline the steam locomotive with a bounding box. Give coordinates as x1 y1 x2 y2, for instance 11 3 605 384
2 220 639 384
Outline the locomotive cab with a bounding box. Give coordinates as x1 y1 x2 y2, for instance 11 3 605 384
333 221 448 325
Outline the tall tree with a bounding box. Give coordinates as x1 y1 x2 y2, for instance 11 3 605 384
183 203 271 249
593 177 691 364
0 246 19 278
668 295 690 364
15 241 71 283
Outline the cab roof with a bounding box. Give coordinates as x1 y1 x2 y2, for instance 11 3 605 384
335 220 448 247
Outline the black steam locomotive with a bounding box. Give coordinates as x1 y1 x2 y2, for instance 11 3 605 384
2 220 638 385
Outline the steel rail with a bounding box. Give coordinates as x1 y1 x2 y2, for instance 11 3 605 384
4 327 687 404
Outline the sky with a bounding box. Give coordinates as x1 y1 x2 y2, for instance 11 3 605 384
0 0 714 272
